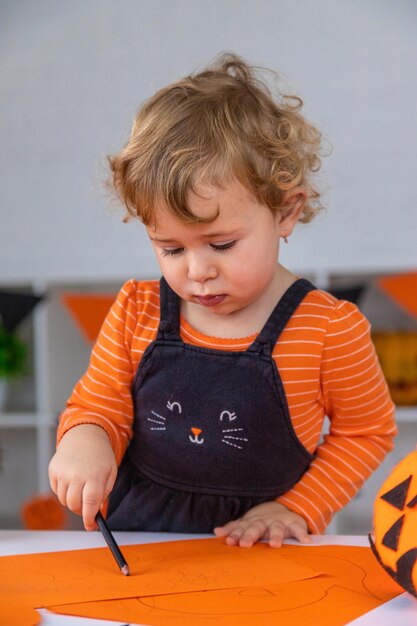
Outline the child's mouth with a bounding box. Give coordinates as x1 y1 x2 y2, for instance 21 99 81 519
195 294 227 307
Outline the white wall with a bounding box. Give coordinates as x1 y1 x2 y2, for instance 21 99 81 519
1 0 417 283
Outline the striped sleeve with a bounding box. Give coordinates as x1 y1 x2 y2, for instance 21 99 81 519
276 299 397 533
57 279 140 464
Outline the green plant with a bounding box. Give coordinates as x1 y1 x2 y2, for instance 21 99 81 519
0 326 27 378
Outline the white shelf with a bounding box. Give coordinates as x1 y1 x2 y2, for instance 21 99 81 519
0 412 55 428
0 412 37 428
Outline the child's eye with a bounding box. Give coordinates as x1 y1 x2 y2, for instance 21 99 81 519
210 241 237 252
161 247 183 257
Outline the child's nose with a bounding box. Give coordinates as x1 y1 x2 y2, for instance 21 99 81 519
191 427 202 436
187 253 216 283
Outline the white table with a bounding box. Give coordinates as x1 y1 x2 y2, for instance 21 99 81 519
1 531 416 626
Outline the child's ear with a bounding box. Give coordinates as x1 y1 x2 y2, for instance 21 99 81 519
278 187 307 235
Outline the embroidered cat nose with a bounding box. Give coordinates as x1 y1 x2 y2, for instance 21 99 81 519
191 427 202 436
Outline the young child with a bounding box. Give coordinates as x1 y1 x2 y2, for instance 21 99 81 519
49 53 397 548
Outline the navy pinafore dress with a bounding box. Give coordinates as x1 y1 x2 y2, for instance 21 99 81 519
107 277 316 532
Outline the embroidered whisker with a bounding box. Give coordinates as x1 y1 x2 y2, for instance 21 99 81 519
151 411 166 420
147 417 165 425
221 439 243 450
222 428 244 433
223 436 248 442
150 427 166 430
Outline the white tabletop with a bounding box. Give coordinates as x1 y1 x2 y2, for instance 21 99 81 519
1 531 416 626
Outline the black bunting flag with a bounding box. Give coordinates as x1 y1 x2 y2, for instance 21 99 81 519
0 291 44 332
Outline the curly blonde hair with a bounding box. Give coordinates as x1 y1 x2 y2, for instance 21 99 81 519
108 53 323 225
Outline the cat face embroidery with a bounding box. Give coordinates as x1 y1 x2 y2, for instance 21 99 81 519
146 401 249 450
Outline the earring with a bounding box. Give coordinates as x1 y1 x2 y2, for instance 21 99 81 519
282 233 289 244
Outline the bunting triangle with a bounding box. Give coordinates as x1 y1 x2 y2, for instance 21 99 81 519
329 285 365 305
61 293 116 343
0 291 43 332
378 272 417 320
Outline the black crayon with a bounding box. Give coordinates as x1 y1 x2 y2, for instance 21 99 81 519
95 510 130 576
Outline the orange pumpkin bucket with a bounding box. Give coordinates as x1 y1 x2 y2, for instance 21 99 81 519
369 450 417 597
21 493 66 530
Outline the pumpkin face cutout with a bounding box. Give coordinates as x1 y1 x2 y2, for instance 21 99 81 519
369 450 417 597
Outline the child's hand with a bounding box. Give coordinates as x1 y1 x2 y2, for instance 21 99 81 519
48 424 117 531
214 501 311 548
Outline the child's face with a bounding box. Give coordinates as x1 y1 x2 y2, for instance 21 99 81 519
146 178 287 318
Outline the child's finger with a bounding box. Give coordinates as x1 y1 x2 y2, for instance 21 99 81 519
82 485 102 531
237 519 268 548
286 521 311 544
65 481 84 515
217 519 267 547
48 471 58 495
56 480 69 508
225 526 246 545
267 520 286 547
103 466 118 499
215 521 247 545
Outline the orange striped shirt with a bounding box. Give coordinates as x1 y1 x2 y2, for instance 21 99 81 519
58 279 397 533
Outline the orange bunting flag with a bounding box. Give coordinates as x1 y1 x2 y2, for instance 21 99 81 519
378 272 417 320
61 293 115 343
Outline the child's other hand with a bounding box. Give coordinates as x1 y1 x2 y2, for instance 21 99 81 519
213 501 310 548
48 424 117 531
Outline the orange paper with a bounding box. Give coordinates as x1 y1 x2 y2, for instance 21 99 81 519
0 600 40 626
0 538 320 607
48 545 402 626
61 293 115 343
